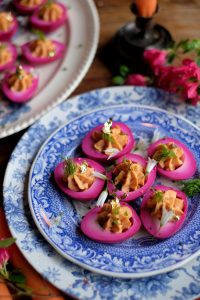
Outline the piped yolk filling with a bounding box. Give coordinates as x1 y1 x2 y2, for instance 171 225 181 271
0 44 11 65
8 67 33 92
0 12 14 32
112 160 145 193
63 162 95 192
92 125 128 155
39 3 63 22
29 39 56 58
97 202 132 233
152 142 184 171
147 190 184 221
19 0 42 7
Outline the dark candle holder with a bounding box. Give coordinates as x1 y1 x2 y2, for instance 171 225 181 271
101 1 174 74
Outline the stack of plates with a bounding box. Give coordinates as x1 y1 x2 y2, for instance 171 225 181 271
3 86 200 300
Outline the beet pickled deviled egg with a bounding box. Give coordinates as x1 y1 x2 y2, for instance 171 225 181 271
82 119 135 162
2 65 39 103
141 185 188 239
0 42 17 72
54 158 106 201
81 197 141 243
30 1 67 32
22 37 65 64
13 0 47 14
148 137 196 180
107 154 156 201
0 12 18 41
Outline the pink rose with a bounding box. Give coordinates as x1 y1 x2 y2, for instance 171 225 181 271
144 48 167 74
0 248 9 268
125 74 149 86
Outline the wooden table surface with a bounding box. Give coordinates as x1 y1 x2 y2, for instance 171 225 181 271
0 0 200 299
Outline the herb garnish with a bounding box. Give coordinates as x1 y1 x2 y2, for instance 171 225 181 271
102 132 113 142
154 144 176 161
181 179 200 197
31 29 45 40
64 158 76 176
154 190 163 202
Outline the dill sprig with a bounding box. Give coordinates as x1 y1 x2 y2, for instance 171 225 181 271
181 179 200 197
154 190 163 202
154 145 176 161
64 158 77 176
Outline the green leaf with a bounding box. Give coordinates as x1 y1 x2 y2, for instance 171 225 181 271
0 237 16 248
119 65 129 77
181 179 200 197
31 29 45 40
102 133 113 142
9 270 26 284
167 52 176 64
154 190 163 202
112 76 125 85
64 159 77 176
153 145 176 161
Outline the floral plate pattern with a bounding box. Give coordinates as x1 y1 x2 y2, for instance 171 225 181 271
3 87 200 299
28 104 200 278
0 0 99 138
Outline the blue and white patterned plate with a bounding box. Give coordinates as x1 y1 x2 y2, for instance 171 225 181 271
4 87 200 299
0 0 99 138
28 104 200 278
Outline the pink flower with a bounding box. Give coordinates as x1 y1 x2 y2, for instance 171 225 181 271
0 248 9 268
156 62 200 105
144 48 167 74
125 74 149 86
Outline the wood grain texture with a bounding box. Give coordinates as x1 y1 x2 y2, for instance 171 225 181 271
0 1 200 299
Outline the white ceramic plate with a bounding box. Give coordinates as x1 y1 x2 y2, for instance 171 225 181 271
3 87 200 300
0 0 99 138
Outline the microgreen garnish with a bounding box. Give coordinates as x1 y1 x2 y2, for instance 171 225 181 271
64 158 77 176
153 144 176 161
31 29 45 40
180 179 200 197
102 132 113 142
154 190 163 202
112 220 119 225
124 211 129 216
16 65 24 80
113 208 120 215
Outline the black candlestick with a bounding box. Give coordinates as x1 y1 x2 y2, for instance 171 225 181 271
101 1 174 74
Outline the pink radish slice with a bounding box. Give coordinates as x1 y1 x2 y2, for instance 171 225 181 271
13 0 47 14
2 65 39 103
0 14 18 41
54 158 105 201
107 153 156 202
81 202 141 243
30 2 67 33
81 122 135 163
141 185 188 239
21 40 65 64
148 137 196 180
0 43 17 72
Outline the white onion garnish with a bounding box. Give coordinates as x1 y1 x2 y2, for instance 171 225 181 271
146 157 157 174
93 171 107 180
96 190 108 207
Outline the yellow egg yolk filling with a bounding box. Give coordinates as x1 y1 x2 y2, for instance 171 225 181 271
92 125 128 155
112 159 145 193
97 201 132 233
0 12 14 31
8 66 33 92
0 44 11 65
63 161 95 192
152 142 184 171
29 39 56 58
147 189 184 220
39 3 62 22
19 0 42 7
